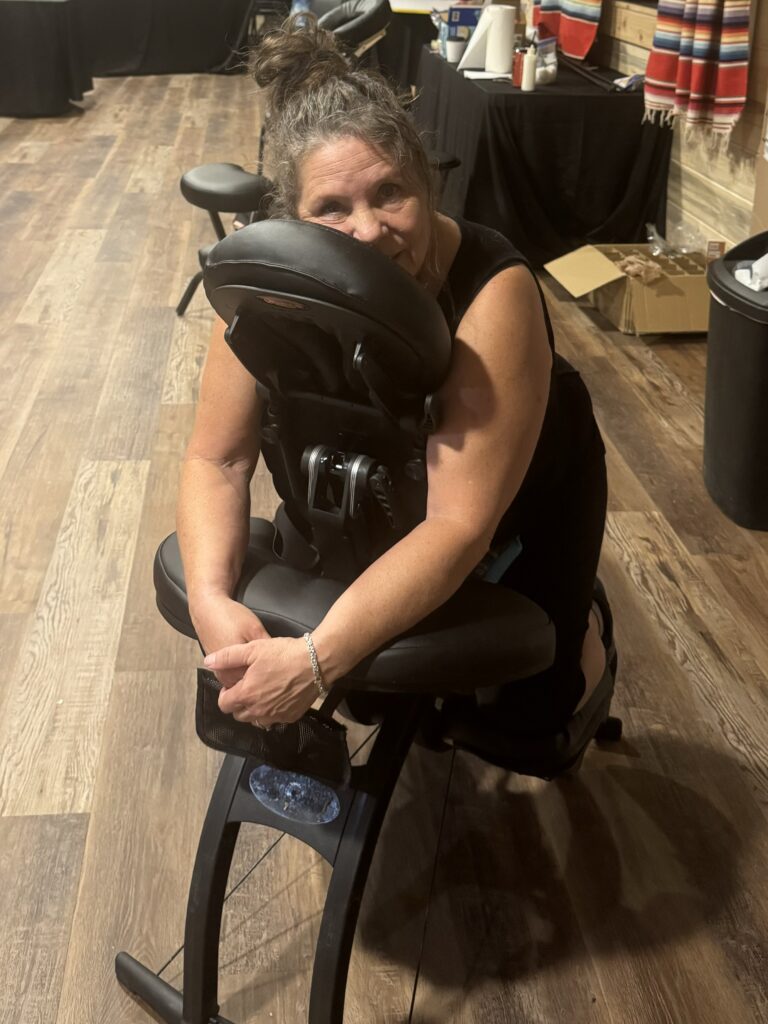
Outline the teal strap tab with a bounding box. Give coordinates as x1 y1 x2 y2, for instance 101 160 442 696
481 535 523 583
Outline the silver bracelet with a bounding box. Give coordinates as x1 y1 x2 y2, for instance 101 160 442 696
302 632 329 698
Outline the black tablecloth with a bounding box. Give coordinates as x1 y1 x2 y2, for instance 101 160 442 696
78 0 252 76
378 13 437 89
416 49 673 266
0 0 92 117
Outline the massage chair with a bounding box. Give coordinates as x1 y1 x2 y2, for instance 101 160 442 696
115 218 621 1023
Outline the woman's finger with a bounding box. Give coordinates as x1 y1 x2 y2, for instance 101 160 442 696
218 684 248 716
204 641 254 672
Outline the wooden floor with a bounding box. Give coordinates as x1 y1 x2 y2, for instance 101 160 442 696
1 74 767 1024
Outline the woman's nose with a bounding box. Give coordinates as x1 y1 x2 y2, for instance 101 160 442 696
350 208 385 245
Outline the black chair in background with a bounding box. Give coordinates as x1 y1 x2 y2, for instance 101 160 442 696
217 0 390 72
116 220 622 1024
175 163 272 316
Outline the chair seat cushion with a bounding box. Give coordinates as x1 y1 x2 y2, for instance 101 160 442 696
154 518 555 694
180 163 272 214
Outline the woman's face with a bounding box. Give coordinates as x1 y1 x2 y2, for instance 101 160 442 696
296 137 432 279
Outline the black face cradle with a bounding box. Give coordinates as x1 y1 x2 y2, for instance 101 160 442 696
203 219 452 398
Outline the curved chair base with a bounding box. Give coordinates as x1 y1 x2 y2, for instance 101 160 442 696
116 695 427 1024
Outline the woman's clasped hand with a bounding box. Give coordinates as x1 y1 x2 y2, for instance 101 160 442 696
203 634 321 729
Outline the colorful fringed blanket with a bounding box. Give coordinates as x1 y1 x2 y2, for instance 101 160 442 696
532 0 603 60
644 0 750 138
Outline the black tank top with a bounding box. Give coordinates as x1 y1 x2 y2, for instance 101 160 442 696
437 216 557 355
436 217 581 543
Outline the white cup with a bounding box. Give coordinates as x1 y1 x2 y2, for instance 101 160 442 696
445 39 467 63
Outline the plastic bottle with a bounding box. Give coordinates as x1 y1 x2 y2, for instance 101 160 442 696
521 44 537 92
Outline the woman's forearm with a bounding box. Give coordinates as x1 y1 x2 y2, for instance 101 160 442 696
311 517 489 685
177 456 253 606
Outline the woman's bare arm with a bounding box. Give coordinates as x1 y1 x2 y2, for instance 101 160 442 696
176 317 262 621
310 263 553 681
206 264 553 722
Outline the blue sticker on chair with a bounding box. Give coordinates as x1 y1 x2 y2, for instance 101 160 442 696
249 764 342 824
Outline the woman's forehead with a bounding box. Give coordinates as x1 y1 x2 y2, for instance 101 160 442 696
298 139 404 200
303 137 398 175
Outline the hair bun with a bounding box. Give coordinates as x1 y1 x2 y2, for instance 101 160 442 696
252 14 352 116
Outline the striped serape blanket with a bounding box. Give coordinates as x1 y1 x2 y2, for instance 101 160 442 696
644 0 750 138
532 0 602 60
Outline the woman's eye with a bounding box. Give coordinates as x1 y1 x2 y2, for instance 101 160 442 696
318 201 344 218
379 183 402 203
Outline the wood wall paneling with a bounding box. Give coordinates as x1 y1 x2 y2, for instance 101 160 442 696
595 0 762 248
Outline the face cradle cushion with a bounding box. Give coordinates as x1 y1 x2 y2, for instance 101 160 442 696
203 219 452 395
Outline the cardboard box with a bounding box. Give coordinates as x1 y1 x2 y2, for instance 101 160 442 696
544 243 710 334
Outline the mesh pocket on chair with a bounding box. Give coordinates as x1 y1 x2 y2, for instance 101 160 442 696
196 669 351 785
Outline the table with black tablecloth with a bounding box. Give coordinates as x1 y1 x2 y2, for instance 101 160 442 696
0 0 92 117
415 49 673 266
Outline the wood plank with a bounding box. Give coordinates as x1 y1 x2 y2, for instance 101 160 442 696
114 403 203 672
0 815 88 1024
603 433 657 513
0 323 50 484
85 306 176 460
665 198 736 255
124 217 192 311
605 513 768 799
667 159 753 248
672 130 756 206
95 191 152 264
0 236 64 323
54 670 212 1024
0 391 95 614
161 311 214 404
408 756 614 1024
0 613 30 719
15 228 106 327
600 0 657 50
0 459 149 816
579 353 754 558
590 35 649 77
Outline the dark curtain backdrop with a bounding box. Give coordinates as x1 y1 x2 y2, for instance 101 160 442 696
78 0 252 76
0 0 92 116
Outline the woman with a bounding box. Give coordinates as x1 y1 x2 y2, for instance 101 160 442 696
177 17 609 733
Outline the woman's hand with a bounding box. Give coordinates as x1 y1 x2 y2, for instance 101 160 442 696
190 594 270 688
204 636 320 727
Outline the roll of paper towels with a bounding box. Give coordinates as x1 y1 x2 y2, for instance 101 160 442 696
484 5 516 75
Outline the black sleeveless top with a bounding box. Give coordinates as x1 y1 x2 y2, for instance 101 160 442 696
436 217 586 544
437 216 556 355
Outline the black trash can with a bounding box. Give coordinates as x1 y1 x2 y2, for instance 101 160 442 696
705 230 768 530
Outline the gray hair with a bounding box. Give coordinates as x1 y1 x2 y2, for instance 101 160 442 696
251 16 435 219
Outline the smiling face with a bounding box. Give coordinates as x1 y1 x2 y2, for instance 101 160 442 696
296 136 433 280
